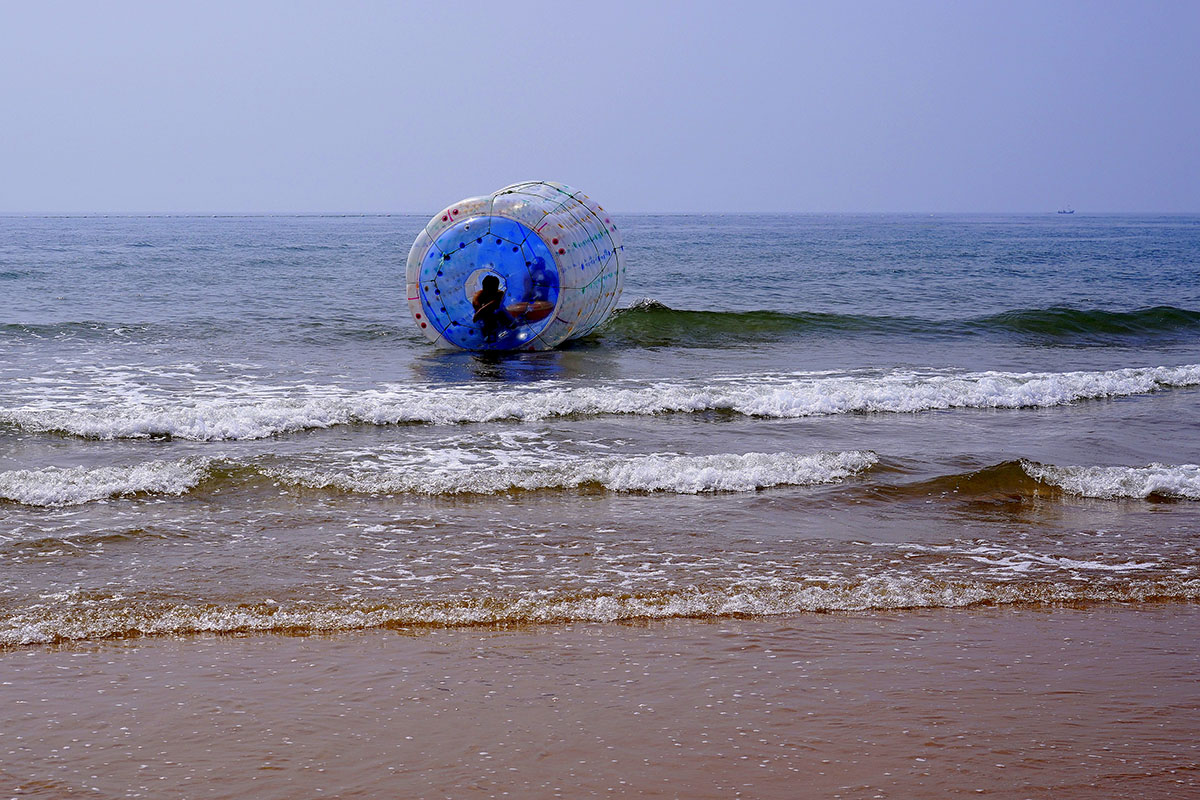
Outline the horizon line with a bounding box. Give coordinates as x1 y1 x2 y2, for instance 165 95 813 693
3 210 1199 218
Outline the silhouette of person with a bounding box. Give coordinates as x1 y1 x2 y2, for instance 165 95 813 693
472 275 511 342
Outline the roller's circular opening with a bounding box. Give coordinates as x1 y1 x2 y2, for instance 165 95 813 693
416 216 560 351
464 268 506 298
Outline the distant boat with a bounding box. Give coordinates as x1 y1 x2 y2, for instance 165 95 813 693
1057 206 1075 214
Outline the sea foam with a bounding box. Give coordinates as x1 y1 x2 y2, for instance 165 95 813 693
0 459 211 507
0 451 876 507
1023 461 1200 500
3 363 1198 441
275 450 879 496
6 575 1198 645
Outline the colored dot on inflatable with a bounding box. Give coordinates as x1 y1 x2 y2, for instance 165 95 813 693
406 181 626 352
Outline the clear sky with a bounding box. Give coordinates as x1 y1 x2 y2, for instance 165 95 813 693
2 0 1197 213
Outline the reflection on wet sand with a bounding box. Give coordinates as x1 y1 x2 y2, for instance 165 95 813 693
2 605 1197 799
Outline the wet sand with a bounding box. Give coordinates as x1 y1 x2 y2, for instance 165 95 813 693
3 604 1198 799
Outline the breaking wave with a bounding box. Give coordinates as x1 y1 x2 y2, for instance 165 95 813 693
868 459 1200 503
11 305 1197 347
6 576 1198 646
1024 461 1200 500
0 451 877 507
8 450 1198 508
593 301 1200 346
275 450 877 495
3 363 1198 441
0 459 212 506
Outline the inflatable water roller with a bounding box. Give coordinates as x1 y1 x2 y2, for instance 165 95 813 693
406 181 625 351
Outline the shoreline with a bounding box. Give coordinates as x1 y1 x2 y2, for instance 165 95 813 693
4 603 1198 799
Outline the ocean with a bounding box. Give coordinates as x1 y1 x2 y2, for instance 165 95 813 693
2 213 1199 798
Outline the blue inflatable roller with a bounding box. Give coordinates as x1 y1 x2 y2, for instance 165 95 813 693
406 181 625 351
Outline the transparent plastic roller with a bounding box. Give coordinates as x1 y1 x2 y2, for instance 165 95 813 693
406 181 625 351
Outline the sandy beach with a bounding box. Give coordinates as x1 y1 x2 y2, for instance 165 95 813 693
4 603 1197 799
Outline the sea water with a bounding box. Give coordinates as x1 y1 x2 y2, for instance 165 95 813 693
1 213 1199 644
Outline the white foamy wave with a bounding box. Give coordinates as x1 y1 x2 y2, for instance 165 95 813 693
1023 461 1200 500
7 576 1200 645
275 450 879 495
3 363 1198 440
0 459 210 506
896 542 1162 574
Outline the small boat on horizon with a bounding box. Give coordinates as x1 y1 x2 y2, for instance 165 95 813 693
1057 206 1075 214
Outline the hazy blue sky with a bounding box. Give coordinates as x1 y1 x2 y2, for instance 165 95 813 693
2 1 1197 213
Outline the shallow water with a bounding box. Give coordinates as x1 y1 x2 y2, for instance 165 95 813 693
2 213 1199 794
2 213 1199 644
